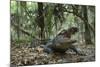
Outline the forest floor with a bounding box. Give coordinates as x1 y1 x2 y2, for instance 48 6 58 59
11 42 95 66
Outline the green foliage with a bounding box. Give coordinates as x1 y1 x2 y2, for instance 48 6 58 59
11 1 95 45
11 1 17 13
67 14 75 23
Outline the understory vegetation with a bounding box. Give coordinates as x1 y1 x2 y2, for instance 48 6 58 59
10 1 95 66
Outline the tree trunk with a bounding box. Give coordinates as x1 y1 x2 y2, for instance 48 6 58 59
16 1 20 41
37 3 45 40
82 6 92 44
